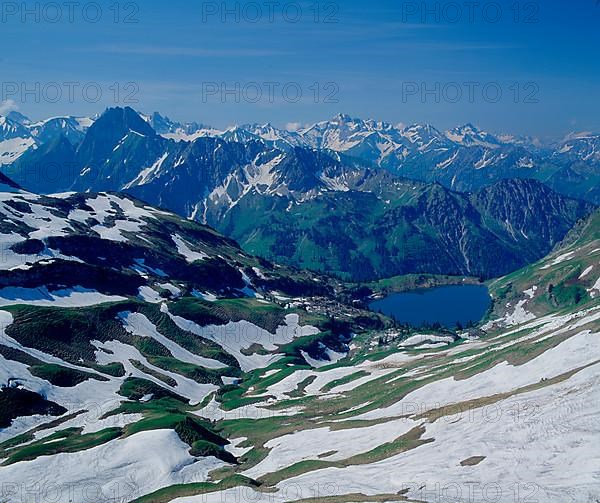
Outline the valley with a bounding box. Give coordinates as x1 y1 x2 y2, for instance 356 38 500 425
0 177 597 502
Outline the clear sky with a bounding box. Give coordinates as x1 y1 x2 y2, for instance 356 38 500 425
1 0 599 137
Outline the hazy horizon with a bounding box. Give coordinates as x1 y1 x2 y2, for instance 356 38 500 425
1 0 599 137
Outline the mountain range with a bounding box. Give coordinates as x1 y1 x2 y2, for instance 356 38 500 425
4 108 600 199
1 107 597 280
137 111 600 205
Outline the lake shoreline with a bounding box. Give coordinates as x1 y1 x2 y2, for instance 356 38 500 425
365 274 482 299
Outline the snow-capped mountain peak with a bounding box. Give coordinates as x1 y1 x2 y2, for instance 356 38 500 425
554 131 600 163
0 116 38 166
0 115 30 140
445 123 501 148
401 123 448 149
6 110 32 126
562 131 598 141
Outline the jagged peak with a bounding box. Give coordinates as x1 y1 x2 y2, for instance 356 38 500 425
7 110 32 125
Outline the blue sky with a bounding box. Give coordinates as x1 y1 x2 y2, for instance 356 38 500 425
1 0 599 137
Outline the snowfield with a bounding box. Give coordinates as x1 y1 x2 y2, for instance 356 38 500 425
119 312 227 369
265 362 600 503
0 137 36 165
0 430 227 503
172 234 209 262
0 286 126 307
243 417 417 480
168 311 320 372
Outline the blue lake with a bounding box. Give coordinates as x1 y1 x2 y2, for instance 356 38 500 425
369 284 492 328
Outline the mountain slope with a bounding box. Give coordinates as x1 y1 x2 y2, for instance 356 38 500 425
4 134 78 193
487 208 600 324
0 171 21 192
4 109 600 203
183 114 600 204
0 183 598 502
0 185 390 500
0 116 37 166
215 177 592 280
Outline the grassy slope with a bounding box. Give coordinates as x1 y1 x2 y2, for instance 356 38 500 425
488 209 600 319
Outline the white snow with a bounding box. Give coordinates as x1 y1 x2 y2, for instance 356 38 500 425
263 360 600 503
125 152 169 188
0 286 126 307
541 251 576 269
0 430 227 502
168 312 319 372
80 412 144 434
261 369 281 379
224 437 252 458
499 299 536 327
353 326 600 422
137 286 163 303
589 277 600 299
400 334 455 347
191 290 218 302
119 312 227 369
172 234 209 262
301 347 347 368
0 136 36 165
243 417 416 480
158 283 182 297
195 396 300 422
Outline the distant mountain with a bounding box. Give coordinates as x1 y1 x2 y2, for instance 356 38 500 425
0 115 31 141
554 131 600 164
215 176 592 280
6 110 32 125
4 108 599 201
28 116 91 145
149 113 600 204
4 107 593 281
0 112 93 170
142 111 220 141
444 123 503 148
296 119 599 204
401 123 450 151
0 116 37 167
5 134 78 194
